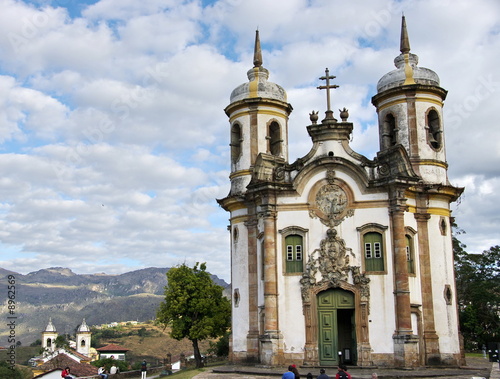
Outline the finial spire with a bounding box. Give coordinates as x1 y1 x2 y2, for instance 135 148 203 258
400 15 411 54
253 29 262 67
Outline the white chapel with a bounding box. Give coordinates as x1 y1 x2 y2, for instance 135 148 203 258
218 17 464 368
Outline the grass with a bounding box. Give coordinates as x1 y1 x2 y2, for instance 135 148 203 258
167 367 208 379
465 352 487 358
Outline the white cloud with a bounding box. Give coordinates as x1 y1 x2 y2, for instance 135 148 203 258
0 0 498 282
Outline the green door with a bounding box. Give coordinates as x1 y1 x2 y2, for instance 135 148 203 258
318 289 356 366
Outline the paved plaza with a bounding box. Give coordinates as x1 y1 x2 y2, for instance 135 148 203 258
190 357 495 379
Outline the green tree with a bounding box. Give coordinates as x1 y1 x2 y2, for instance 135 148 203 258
54 335 70 350
0 361 23 379
453 225 500 349
156 263 231 368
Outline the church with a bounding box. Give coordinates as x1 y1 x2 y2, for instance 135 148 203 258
218 17 464 368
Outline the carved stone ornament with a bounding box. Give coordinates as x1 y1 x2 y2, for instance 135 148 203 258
378 163 390 177
300 228 370 304
273 165 285 182
314 183 351 227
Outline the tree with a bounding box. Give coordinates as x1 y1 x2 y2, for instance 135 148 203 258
156 263 231 368
0 361 23 379
453 224 500 349
54 335 70 350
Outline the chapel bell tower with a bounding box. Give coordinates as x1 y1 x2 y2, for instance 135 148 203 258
224 30 293 197
42 318 58 353
372 16 449 186
76 318 92 356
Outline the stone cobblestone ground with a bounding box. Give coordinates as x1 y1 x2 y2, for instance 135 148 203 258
191 356 493 379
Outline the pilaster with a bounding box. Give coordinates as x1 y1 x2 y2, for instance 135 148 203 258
245 217 260 361
260 207 283 365
414 207 441 365
389 186 418 367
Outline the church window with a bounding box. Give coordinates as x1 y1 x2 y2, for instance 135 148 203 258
406 235 415 274
233 288 240 307
382 113 397 149
268 121 282 156
285 234 304 273
81 339 86 347
358 224 388 274
426 109 442 150
47 338 52 347
363 232 384 272
439 217 447 236
444 285 453 305
230 123 242 163
280 226 308 274
260 239 265 280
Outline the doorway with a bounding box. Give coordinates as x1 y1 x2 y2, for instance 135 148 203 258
318 288 356 366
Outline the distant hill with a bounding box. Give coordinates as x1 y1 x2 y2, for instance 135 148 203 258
0 267 229 345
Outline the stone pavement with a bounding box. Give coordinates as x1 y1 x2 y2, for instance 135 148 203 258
191 356 493 379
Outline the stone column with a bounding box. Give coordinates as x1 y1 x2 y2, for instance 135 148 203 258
260 208 282 365
390 187 418 367
245 217 260 361
414 205 440 365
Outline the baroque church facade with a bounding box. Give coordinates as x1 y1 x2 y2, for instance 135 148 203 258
42 318 92 357
218 17 464 368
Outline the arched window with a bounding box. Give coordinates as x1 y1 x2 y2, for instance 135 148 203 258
382 113 397 149
268 121 281 156
230 123 242 163
285 234 303 273
81 339 86 347
406 234 415 274
427 109 442 149
358 223 388 274
47 338 52 347
364 232 384 272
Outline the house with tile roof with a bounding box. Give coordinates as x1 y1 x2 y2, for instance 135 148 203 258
96 343 130 361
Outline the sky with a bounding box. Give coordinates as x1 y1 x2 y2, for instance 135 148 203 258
0 0 498 282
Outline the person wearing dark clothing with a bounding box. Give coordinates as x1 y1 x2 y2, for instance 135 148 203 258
141 360 147 379
317 368 330 378
335 364 351 379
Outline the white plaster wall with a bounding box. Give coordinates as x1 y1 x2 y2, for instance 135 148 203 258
279 275 306 353
367 273 397 353
36 371 63 379
427 214 460 353
231 220 250 352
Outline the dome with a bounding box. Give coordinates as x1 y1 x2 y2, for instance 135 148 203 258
77 318 91 332
44 318 57 332
377 53 440 92
376 15 440 93
229 30 287 104
230 66 287 103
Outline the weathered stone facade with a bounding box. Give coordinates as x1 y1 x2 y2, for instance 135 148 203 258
218 19 464 368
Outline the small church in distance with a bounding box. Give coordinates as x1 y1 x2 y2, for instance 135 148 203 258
218 17 464 368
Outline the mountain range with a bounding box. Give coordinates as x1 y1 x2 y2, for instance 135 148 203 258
0 267 229 345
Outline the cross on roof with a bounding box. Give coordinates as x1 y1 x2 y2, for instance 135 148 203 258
317 68 339 120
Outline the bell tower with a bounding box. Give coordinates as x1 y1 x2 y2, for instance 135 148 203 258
372 16 449 185
372 16 464 367
76 318 91 357
224 30 293 196
42 318 58 353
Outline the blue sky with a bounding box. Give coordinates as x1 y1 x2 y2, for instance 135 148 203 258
0 0 499 282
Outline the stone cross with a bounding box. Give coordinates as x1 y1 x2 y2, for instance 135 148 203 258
317 68 339 120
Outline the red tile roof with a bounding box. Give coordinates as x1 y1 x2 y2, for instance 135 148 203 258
36 353 98 377
96 343 130 352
